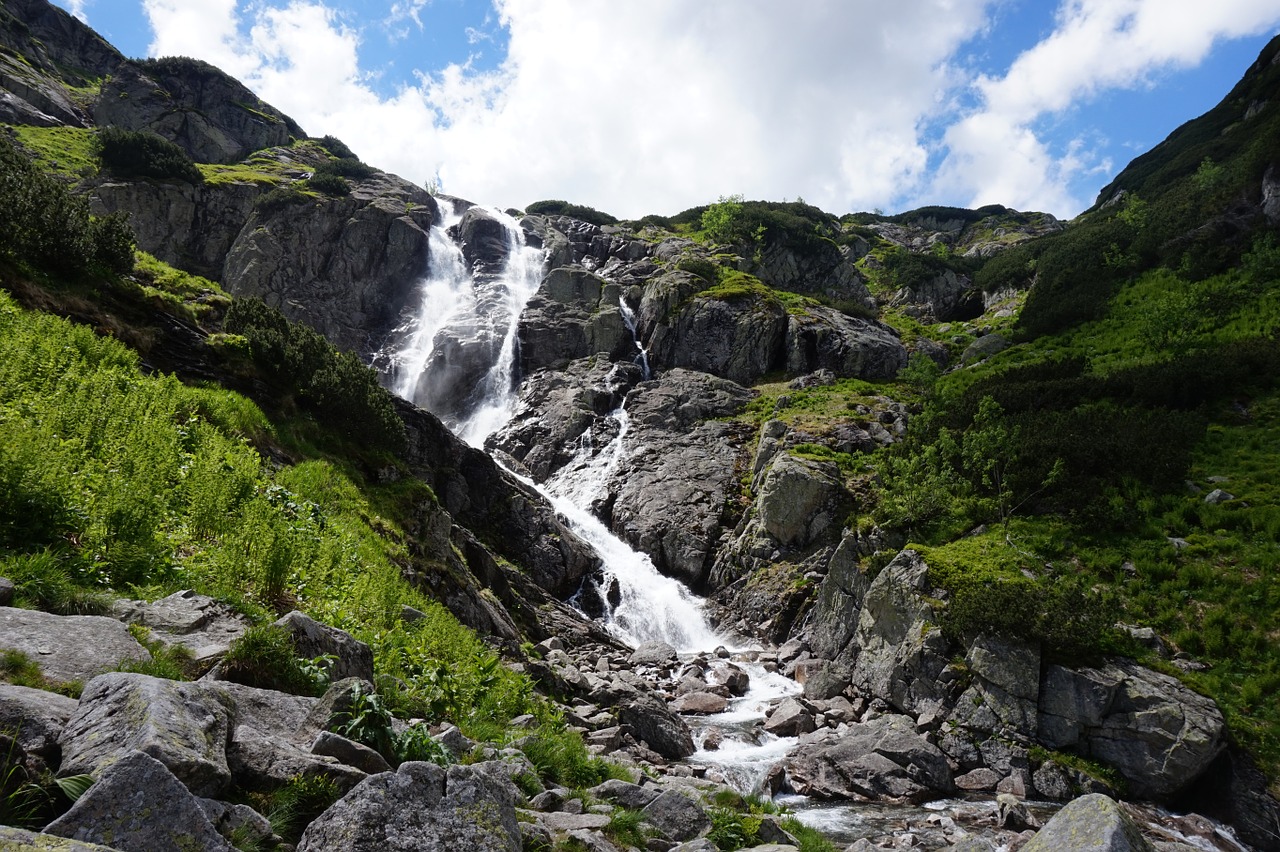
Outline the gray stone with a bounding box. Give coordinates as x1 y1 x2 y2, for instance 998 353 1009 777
641 789 712 842
296 761 522 852
1032 760 1074 801
948 634 1040 736
1037 661 1224 798
782 714 953 803
45 750 235 851
0 607 150 684
0 683 79 768
961 333 1009 365
1021 793 1155 852
197 798 277 849
619 697 696 760
996 792 1039 830
541 812 612 831
0 577 13 606
1203 489 1234 504
784 307 908 380
630 641 679 668
0 827 119 850
274 610 374 683
111 590 249 672
954 767 1001 791
764 697 816 737
590 778 659 810
756 453 842 548
58 673 234 797
670 692 730 715
311 730 393 774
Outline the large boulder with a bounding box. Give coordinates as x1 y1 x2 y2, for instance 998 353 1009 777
641 789 712 842
1021 793 1154 852
1037 660 1225 799
755 453 843 549
781 713 954 803
646 288 788 386
618 696 696 760
45 750 235 851
111 590 250 673
0 683 78 771
805 532 874 662
273 610 374 683
947 634 1040 738
0 827 118 850
58 673 234 797
295 761 522 852
848 551 953 718
0 607 150 684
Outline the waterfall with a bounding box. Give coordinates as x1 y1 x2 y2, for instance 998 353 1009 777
618 300 651 380
385 203 721 651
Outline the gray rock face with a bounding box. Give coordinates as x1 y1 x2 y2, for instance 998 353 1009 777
752 240 874 309
1021 793 1155 852
0 683 78 770
0 607 150 684
223 174 438 354
648 290 789 386
518 268 634 372
948 634 1040 737
456 205 516 274
1037 660 1225 798
782 714 954 803
58 673 235 797
91 178 264 281
848 551 952 717
806 532 873 662
45 750 235 852
94 59 298 164
784 307 907 380
756 454 842 548
296 761 522 852
888 268 983 323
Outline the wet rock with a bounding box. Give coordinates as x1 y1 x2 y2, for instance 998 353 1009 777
955 767 1001 791
670 692 730 715
518 268 634 371
1021 793 1154 852
58 673 235 797
631 641 679 668
296 761 522 852
619 696 696 760
0 606 150 684
45 750 235 851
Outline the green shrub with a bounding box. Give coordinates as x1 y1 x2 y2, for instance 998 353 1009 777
219 625 329 695
254 773 341 844
95 126 203 184
394 723 451 765
332 682 396 760
254 187 311 216
524 199 618 226
316 135 358 161
315 158 375 180
306 171 349 196
518 720 616 788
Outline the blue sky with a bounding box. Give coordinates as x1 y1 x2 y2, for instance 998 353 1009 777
53 0 1280 220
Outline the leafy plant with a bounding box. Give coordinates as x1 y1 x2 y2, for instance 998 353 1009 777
219 625 328 695
255 773 341 844
95 126 203 184
393 723 451 765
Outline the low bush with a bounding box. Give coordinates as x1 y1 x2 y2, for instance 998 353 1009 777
95 126 203 184
219 625 330 695
306 171 349 196
524 199 619 226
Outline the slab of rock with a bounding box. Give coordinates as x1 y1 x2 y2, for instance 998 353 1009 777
274 610 374 682
764 697 816 737
782 714 954 803
1037 660 1225 798
590 778 659 810
0 826 120 850
1021 793 1155 852
949 633 1039 736
0 606 149 683
540 812 611 831
641 789 712 842
0 683 79 768
629 641 679 667
296 761 522 852
45 750 235 851
58 673 234 796
112 590 249 671
670 691 729 715
311 730 392 774
756 454 842 548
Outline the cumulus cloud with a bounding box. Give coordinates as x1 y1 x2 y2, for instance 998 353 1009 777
931 0 1280 213
140 0 1280 219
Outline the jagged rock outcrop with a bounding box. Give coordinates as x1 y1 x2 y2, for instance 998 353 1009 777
94 59 301 165
0 0 122 127
784 306 908 378
224 174 438 354
517 267 635 372
887 268 984 322
296 761 523 852
751 239 875 308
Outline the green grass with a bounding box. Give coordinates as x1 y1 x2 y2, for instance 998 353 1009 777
6 125 98 178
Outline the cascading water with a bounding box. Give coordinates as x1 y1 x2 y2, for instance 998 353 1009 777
385 204 723 650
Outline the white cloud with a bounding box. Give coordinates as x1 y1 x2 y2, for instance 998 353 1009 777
139 0 1280 220
931 0 1280 214
143 0 995 217
63 0 88 23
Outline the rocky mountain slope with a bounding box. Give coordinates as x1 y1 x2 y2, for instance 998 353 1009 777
2 1 1280 849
